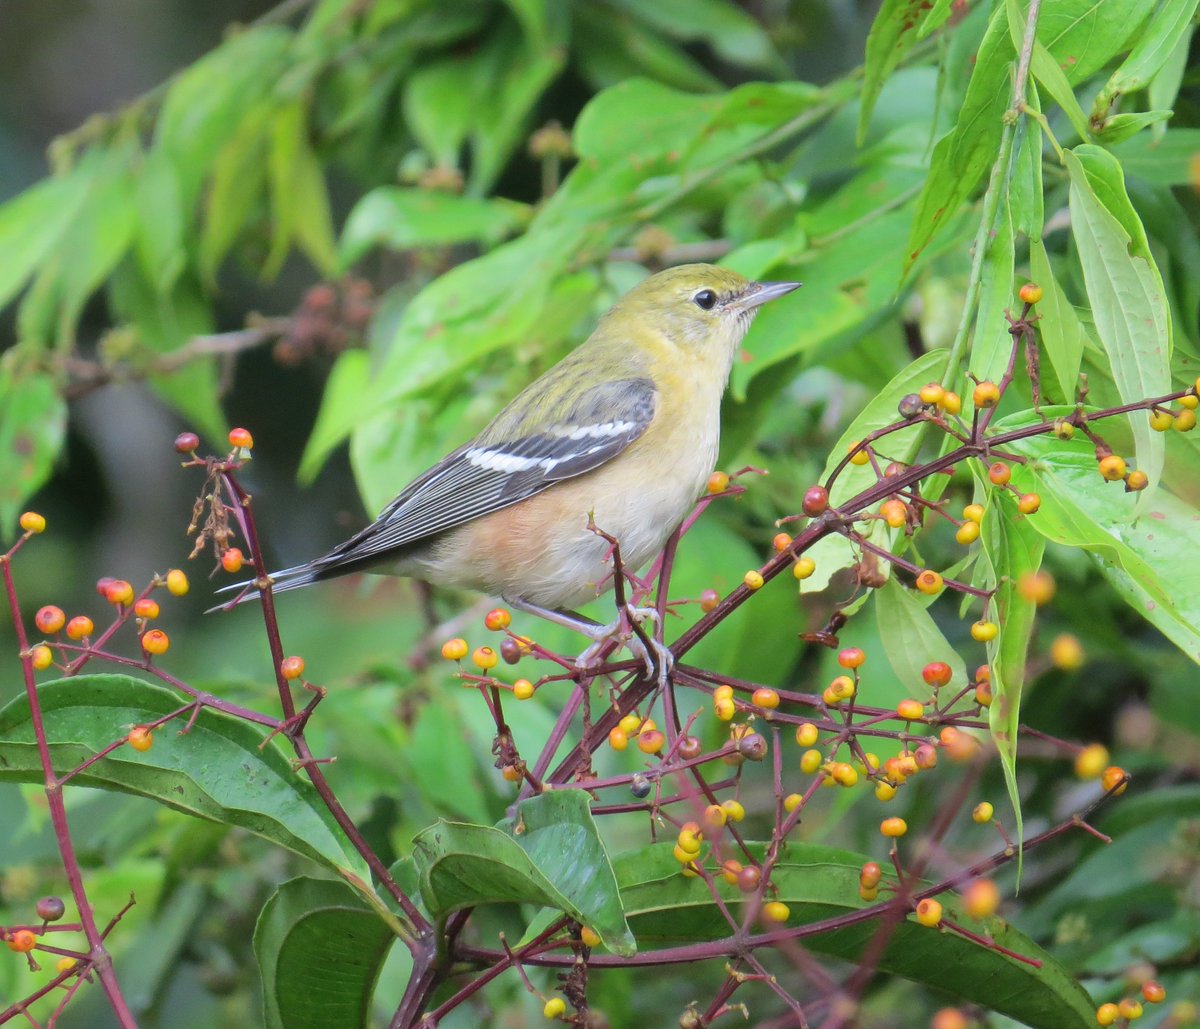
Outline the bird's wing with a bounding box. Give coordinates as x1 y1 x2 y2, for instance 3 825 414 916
302 376 658 576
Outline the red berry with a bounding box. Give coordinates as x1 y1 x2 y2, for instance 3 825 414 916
35 606 66 634
484 608 511 631
803 486 829 516
174 432 200 454
922 661 952 687
104 580 134 606
66 616 94 640
35 896 65 922
228 427 254 449
134 598 160 620
221 548 245 574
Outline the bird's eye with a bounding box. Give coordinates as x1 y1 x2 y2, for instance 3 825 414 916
693 289 718 310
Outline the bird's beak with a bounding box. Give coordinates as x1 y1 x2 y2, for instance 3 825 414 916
738 280 802 310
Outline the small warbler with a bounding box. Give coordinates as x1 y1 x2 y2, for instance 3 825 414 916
224 264 798 669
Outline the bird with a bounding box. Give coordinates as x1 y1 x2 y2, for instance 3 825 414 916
219 264 799 675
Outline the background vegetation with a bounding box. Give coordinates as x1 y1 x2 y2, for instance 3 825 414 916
1 0 1198 1026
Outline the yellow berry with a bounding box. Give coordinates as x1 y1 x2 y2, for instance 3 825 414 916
831 762 859 787
1181 394 1199 410
1098 454 1127 481
707 471 730 493
55 957 77 974
618 713 643 736
795 722 819 747
792 556 816 580
972 802 994 823
472 646 499 671
963 503 985 523
580 927 601 949
702 804 727 830
963 878 1000 919
973 381 1001 409
955 521 980 545
1096 1003 1120 1026
1117 999 1143 1021
1074 743 1109 780
1017 570 1056 605
1050 633 1085 670
880 817 908 838
1177 409 1198 432
915 898 943 927
919 382 945 406
30 645 53 671
166 569 189 596
970 620 998 642
1149 409 1173 431
721 799 745 822
513 679 535 701
880 499 908 528
896 699 924 721
848 441 871 466
128 726 154 752
915 569 943 595
713 697 736 721
940 391 962 415
783 792 802 812
875 781 897 802
743 570 764 590
441 638 468 661
543 997 566 1019
19 512 46 534
761 900 790 923
751 687 779 709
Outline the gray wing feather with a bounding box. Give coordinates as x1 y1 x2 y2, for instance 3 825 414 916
302 376 657 576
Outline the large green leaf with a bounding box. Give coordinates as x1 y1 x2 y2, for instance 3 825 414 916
614 842 1096 1028
1028 242 1088 402
859 0 934 143
0 172 90 313
1093 0 1200 114
412 790 635 955
255 877 394 1029
0 366 67 532
876 578 968 697
1066 146 1171 495
0 676 370 879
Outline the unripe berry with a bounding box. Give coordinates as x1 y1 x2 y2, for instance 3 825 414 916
963 503 985 523
1175 409 1197 432
6 929 36 953
543 997 566 1019
608 727 628 751
35 896 65 922
988 462 1011 485
1117 999 1143 1020
792 556 816 580
66 615 94 640
56 957 77 974
228 427 254 449
1182 394 1199 410
1126 469 1149 492
761 901 790 923
1017 493 1041 514
441 638 468 661
915 569 943 595
838 648 866 670
580 926 601 949
1017 570 1056 605
166 569 189 596
940 391 962 415
970 620 998 642
880 499 907 528
1050 633 1085 670
783 792 802 812
619 713 644 735
963 878 1000 919
860 862 882 888
1095 1003 1120 1026
972 801 994 823
919 382 945 406
1054 419 1076 439
30 645 53 670
472 646 498 671
831 762 858 786
975 680 993 707
955 521 980 545
141 629 170 655
483 608 511 631
713 697 735 721
973 381 1001 409
702 803 727 830
174 432 200 454
859 884 879 901
221 548 244 573
638 729 665 754
751 687 779 710
880 817 907 838
875 781 897 801
1141 981 1165 1004
707 471 729 494
772 532 792 552
721 799 745 822
1149 409 1173 432
1101 765 1128 795
35 606 66 634
800 748 823 775
128 726 154 752
513 679 534 701
848 441 871 465
803 486 829 516
721 859 743 885
1098 454 1127 481
501 765 523 782
796 722 819 747
133 598 159 620
279 656 305 680
896 699 924 721
1018 282 1044 304
743 570 764 590
915 898 943 927
922 661 952 688
19 511 46 534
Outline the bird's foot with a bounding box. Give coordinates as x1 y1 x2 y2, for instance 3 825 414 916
576 604 673 686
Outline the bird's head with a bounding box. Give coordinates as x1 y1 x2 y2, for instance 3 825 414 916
609 264 800 361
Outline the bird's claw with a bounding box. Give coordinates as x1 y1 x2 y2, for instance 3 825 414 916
576 604 672 686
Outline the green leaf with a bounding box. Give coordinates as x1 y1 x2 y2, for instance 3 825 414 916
906 4 1012 273
339 188 529 267
859 0 933 144
413 790 635 955
1029 241 1088 402
917 0 959 39
255 877 393 1029
876 578 969 696
133 148 186 293
1066 145 1171 494
1037 0 1156 84
265 102 337 279
297 350 371 485
0 676 370 879
605 0 784 71
614 842 1096 1027
0 366 67 532
403 56 478 168
970 191 1015 386
1005 0 1091 142
0 172 90 313
1003 427 1200 664
1092 109 1174 145
1009 92 1045 239
1094 0 1200 113
572 5 722 93
801 349 950 592
1111 128 1200 185
975 472 1044 874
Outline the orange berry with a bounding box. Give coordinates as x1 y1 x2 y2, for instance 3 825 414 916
104 580 134 606
1098 454 1127 481
721 859 743 885
228 427 254 449
513 678 534 701
970 620 998 642
707 471 729 493
831 762 859 786
484 608 511 631
699 588 720 612
838 648 865 669
1017 493 1041 514
579 926 601 949
940 391 963 415
65 616 94 640
1175 409 1197 432
1050 633 1085 670
988 461 1011 485
18 511 46 534
141 629 170 655
915 898 943 927
1142 982 1166 1004
501 764 522 782
1126 469 1149 492
6 929 36 953
915 569 943 595
973 381 1001 409
919 382 945 406
441 638 468 661
165 569 189 596
1101 765 1128 795
896 699 924 721
35 606 66 634
880 817 908 838
703 803 727 830
472 646 499 671
1018 570 1056 605
280 656 305 680
751 687 779 710
792 556 816 580
931 1008 969 1029
1096 1003 1120 1026
923 661 952 688
637 729 665 754
743 570 764 590
221 548 244 574
880 499 907 528
963 878 1000 919
127 726 154 752
608 727 628 751
795 722 819 747
772 532 792 552
942 727 980 762
1117 999 1143 1020
972 801 994 823
860 862 883 888
761 901 790 923
1018 282 1043 304
974 680 993 707
30 645 53 671
955 521 980 545
133 598 159 620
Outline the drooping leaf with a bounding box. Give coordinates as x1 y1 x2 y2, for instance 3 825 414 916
1028 242 1089 402
859 0 935 143
0 366 67 532
0 172 90 313
876 578 969 697
1093 0 1200 114
255 877 394 1029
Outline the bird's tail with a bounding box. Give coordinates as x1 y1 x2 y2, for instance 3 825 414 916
204 564 322 614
